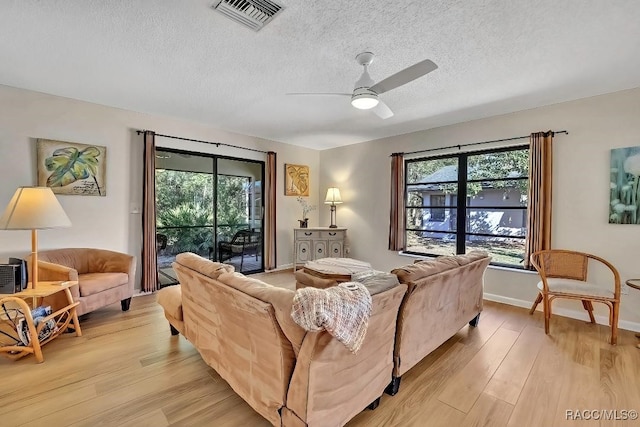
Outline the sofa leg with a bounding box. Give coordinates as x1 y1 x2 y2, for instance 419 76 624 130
469 313 481 327
367 397 381 410
170 324 180 336
385 376 402 396
121 297 132 312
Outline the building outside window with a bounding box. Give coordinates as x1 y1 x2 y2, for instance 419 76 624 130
404 145 529 267
429 194 446 222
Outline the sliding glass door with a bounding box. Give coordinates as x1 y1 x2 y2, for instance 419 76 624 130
155 149 264 286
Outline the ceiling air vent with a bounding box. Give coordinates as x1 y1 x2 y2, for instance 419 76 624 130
212 0 284 31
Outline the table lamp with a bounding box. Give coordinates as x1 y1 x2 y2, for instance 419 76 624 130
324 187 343 228
0 187 72 289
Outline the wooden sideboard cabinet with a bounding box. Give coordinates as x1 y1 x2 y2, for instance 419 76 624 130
294 227 347 269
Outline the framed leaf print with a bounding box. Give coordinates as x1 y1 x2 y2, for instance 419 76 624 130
285 164 309 196
37 139 107 196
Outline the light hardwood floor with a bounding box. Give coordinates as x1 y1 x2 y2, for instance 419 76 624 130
2 271 639 427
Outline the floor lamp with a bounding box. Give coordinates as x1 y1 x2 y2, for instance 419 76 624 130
324 187 343 228
0 187 72 289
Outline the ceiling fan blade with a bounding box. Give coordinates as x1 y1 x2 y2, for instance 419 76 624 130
286 92 351 97
369 59 438 95
371 100 394 119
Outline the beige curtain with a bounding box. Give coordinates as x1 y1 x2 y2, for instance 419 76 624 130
524 131 553 268
142 131 158 292
265 151 277 270
388 153 405 251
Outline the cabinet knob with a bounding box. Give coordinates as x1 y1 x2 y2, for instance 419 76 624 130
329 232 336 236
333 248 339 253
317 248 323 254
301 248 306 253
304 232 312 236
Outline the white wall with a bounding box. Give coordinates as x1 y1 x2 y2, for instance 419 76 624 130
0 84 320 284
320 87 640 328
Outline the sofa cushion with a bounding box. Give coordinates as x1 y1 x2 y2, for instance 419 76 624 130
218 271 306 356
175 252 234 279
397 251 490 283
392 258 456 284
157 285 183 321
79 272 129 296
352 270 400 295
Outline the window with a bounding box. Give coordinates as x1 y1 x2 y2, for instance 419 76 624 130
404 145 529 267
429 195 446 222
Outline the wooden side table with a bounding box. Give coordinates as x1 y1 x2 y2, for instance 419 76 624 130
625 279 640 349
0 281 82 363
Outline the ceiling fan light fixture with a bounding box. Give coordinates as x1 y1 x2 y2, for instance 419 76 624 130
351 90 379 110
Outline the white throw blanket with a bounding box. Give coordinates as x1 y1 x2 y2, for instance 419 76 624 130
291 282 372 353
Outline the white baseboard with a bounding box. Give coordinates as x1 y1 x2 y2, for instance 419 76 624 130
484 293 640 333
266 263 293 272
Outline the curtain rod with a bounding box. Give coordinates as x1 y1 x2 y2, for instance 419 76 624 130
136 130 270 154
399 130 568 157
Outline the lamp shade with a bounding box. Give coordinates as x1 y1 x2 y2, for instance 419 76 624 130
0 187 71 230
324 187 343 205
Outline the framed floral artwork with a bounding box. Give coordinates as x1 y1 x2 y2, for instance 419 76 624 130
37 138 107 196
285 163 309 196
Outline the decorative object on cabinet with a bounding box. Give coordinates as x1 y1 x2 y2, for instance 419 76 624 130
0 187 72 289
294 227 347 270
285 164 309 196
37 138 107 196
296 196 316 227
324 187 343 228
610 145 640 224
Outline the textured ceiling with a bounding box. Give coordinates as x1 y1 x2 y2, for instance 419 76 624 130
1 1 639 149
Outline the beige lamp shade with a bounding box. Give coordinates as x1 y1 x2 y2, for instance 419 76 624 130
324 187 343 205
0 187 72 230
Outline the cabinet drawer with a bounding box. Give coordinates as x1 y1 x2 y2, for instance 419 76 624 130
295 230 317 240
320 231 344 239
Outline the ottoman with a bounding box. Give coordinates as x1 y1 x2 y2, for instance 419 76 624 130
295 258 374 289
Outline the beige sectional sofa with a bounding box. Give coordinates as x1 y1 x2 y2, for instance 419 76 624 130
159 251 490 425
161 252 407 427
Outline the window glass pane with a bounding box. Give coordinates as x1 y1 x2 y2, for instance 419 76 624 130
467 180 528 207
406 231 457 256
407 157 458 184
406 208 456 232
466 237 525 266
406 190 423 207
467 149 529 180
466 208 526 237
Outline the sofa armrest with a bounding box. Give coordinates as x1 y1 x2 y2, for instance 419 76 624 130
37 260 79 281
27 257 80 300
285 283 406 426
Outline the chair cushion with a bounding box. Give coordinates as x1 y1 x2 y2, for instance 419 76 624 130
538 278 615 298
79 272 129 297
157 285 183 321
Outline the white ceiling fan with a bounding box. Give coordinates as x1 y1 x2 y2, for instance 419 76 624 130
287 52 438 119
